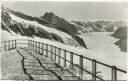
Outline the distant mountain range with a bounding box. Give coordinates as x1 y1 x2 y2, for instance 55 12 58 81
72 20 127 32
41 12 127 33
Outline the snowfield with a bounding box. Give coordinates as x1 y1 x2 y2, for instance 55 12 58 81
80 32 127 69
80 32 127 79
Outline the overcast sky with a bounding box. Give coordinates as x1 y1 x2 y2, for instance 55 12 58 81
2 1 128 21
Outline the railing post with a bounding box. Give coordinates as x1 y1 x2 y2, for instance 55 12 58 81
39 42 40 53
64 50 66 67
46 44 48 57
79 55 83 77
29 40 31 48
30 40 33 49
38 42 39 52
34 41 36 50
12 40 13 49
58 48 61 65
28 40 30 47
51 45 53 60
8 41 10 50
31 40 32 49
4 41 6 51
111 66 117 81
70 52 73 69
31 40 33 48
15 40 17 49
42 43 44 55
31 40 32 48
54 47 56 61
92 59 97 80
33 41 34 50
30 40 32 48
37 42 39 52
35 42 37 51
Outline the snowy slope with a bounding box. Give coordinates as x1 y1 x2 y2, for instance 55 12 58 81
9 13 72 40
1 7 85 48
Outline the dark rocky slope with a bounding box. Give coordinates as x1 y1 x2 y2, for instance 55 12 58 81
112 27 127 52
41 12 87 48
41 12 84 35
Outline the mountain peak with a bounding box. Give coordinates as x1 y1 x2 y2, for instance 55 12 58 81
40 12 60 23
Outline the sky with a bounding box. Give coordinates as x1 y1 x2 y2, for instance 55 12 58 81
1 1 128 21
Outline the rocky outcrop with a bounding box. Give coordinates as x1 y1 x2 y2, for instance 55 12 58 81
41 12 83 35
112 27 127 52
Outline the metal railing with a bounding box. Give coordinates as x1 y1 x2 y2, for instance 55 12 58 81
0 39 127 81
0 40 17 51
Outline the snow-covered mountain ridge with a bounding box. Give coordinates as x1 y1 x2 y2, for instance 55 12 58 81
1 6 87 48
72 20 127 32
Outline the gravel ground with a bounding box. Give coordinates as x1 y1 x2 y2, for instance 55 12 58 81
1 47 82 80
1 49 29 80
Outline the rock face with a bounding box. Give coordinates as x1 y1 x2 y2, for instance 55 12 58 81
112 27 127 52
112 27 127 39
1 8 53 39
104 25 117 32
41 12 87 48
1 6 87 49
72 35 87 48
41 12 84 35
